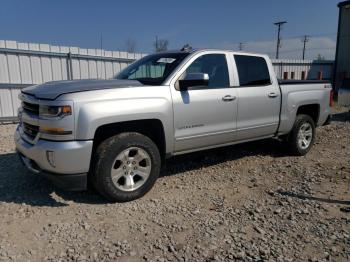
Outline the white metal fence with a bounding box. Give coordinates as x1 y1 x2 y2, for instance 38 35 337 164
0 40 146 84
0 40 146 121
271 59 334 81
0 40 334 121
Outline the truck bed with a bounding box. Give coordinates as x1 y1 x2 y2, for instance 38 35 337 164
277 81 332 135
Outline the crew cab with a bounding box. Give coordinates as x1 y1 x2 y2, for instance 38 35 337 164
15 49 332 202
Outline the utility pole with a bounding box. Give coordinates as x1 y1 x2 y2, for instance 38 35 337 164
301 35 309 60
238 42 244 51
155 36 159 52
274 21 287 59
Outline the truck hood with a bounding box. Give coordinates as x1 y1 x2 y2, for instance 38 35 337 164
22 79 142 100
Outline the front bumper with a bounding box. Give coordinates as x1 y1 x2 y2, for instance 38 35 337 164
15 127 93 191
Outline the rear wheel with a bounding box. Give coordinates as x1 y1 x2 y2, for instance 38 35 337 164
285 114 316 156
92 132 161 202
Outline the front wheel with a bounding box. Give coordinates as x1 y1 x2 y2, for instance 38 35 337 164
92 132 161 202
285 114 316 156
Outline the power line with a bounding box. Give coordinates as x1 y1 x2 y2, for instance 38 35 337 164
274 21 287 59
226 33 336 53
229 32 336 47
155 36 158 52
301 35 310 60
278 47 335 54
203 31 337 59
283 33 337 40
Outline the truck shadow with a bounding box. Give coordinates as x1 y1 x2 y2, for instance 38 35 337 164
0 138 286 207
0 152 105 207
331 111 350 122
162 138 286 177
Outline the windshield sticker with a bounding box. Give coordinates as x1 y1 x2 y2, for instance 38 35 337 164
157 58 176 64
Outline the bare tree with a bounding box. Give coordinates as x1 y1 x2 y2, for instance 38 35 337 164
125 38 137 53
154 36 169 52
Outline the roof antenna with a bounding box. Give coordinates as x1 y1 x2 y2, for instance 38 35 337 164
181 44 192 52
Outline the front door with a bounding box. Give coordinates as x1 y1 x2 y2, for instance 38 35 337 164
171 53 238 152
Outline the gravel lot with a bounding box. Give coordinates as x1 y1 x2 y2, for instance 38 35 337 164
0 108 349 262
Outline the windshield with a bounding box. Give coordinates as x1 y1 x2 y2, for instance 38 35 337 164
115 53 189 85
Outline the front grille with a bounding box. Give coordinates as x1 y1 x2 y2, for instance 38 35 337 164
22 101 39 115
23 122 39 139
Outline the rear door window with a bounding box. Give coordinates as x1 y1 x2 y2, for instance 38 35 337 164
234 55 271 86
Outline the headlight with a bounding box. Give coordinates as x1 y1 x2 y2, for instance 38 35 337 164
39 105 72 119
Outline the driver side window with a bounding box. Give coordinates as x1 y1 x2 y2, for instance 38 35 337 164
186 54 230 88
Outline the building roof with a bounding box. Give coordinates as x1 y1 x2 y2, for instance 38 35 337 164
338 0 350 7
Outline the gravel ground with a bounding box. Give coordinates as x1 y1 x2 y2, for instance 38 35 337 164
0 108 349 262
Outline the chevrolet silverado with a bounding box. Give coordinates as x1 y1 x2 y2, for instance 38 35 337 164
15 49 332 201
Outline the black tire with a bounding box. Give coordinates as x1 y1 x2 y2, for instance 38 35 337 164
286 114 316 156
92 132 161 202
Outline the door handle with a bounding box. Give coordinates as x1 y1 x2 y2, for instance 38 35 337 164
268 92 278 98
222 95 236 102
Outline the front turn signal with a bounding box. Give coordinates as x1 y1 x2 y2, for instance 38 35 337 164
40 127 72 135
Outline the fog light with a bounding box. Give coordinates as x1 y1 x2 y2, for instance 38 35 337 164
46 151 55 167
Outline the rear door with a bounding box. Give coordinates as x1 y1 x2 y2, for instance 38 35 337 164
233 54 281 140
170 52 238 152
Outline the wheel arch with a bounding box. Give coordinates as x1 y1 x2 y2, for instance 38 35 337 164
92 119 167 163
296 104 320 125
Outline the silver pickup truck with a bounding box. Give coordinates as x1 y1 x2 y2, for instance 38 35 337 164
15 49 332 202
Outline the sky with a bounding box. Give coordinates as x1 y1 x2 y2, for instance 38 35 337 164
0 0 341 60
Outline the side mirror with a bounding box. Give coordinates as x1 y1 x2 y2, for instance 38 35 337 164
178 73 209 91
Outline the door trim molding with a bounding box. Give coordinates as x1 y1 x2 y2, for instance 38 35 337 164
175 129 235 141
176 122 278 142
236 122 278 132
